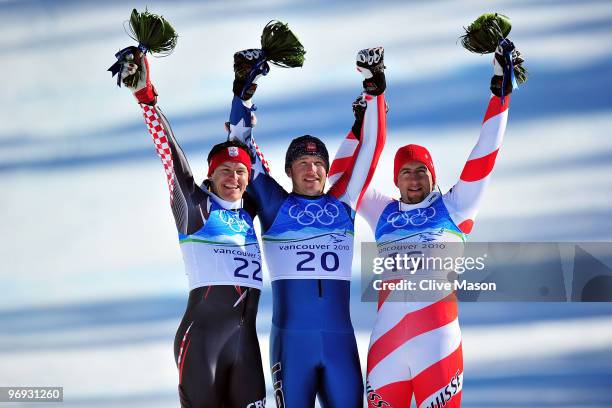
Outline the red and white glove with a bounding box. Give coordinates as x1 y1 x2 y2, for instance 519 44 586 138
120 47 158 105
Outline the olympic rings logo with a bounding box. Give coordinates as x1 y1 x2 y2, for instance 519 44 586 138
218 211 252 233
387 207 436 228
288 203 340 226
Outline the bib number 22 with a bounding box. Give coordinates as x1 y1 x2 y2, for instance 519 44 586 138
233 257 262 282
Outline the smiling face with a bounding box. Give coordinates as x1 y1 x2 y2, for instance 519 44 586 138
397 160 434 204
286 155 327 196
209 161 249 201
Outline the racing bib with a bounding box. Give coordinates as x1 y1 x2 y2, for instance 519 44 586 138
263 194 354 281
179 202 262 290
375 194 465 282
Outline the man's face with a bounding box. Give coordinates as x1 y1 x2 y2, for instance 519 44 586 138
210 161 249 201
397 160 433 204
287 155 327 196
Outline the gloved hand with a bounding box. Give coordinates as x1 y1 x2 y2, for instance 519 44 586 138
232 49 270 101
116 46 158 105
490 40 524 98
350 93 389 139
351 95 367 137
356 47 386 96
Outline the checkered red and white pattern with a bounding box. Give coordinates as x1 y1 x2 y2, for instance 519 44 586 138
141 104 175 202
251 138 270 174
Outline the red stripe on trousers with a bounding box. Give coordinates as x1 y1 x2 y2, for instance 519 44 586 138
412 343 463 406
459 149 499 182
368 380 413 408
178 338 191 385
419 391 462 408
367 294 458 374
482 95 509 124
204 285 212 300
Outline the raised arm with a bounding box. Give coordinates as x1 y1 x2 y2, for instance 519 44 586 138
118 48 206 235
227 49 288 229
443 94 508 234
328 47 387 212
443 41 524 234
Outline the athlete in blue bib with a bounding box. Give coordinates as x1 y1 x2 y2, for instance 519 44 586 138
228 47 387 407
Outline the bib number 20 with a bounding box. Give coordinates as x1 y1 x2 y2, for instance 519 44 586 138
296 251 339 272
234 257 262 282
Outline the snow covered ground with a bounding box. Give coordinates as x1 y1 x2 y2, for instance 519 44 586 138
1 0 611 406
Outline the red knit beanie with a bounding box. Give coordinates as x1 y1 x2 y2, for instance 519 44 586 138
393 144 436 186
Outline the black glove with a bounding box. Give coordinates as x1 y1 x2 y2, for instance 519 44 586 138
232 49 270 101
490 40 524 98
356 47 386 96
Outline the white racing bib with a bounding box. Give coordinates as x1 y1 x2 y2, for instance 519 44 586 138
262 194 355 281
179 203 263 290
374 195 465 282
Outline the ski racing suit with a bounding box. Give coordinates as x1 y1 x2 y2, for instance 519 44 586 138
343 94 509 408
139 103 267 408
228 92 386 407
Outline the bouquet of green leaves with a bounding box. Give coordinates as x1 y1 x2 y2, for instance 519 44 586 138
108 8 178 87
233 20 305 100
460 13 527 84
260 20 306 68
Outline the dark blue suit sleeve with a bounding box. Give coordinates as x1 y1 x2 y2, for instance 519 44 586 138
228 95 288 231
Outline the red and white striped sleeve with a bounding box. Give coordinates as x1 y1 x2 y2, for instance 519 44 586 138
328 93 387 211
443 95 509 234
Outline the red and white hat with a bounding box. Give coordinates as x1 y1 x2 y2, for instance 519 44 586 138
393 144 436 186
207 145 252 177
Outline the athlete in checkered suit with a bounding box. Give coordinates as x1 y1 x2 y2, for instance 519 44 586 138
113 47 266 408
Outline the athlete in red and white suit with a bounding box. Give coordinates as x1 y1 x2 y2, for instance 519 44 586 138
329 43 522 408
